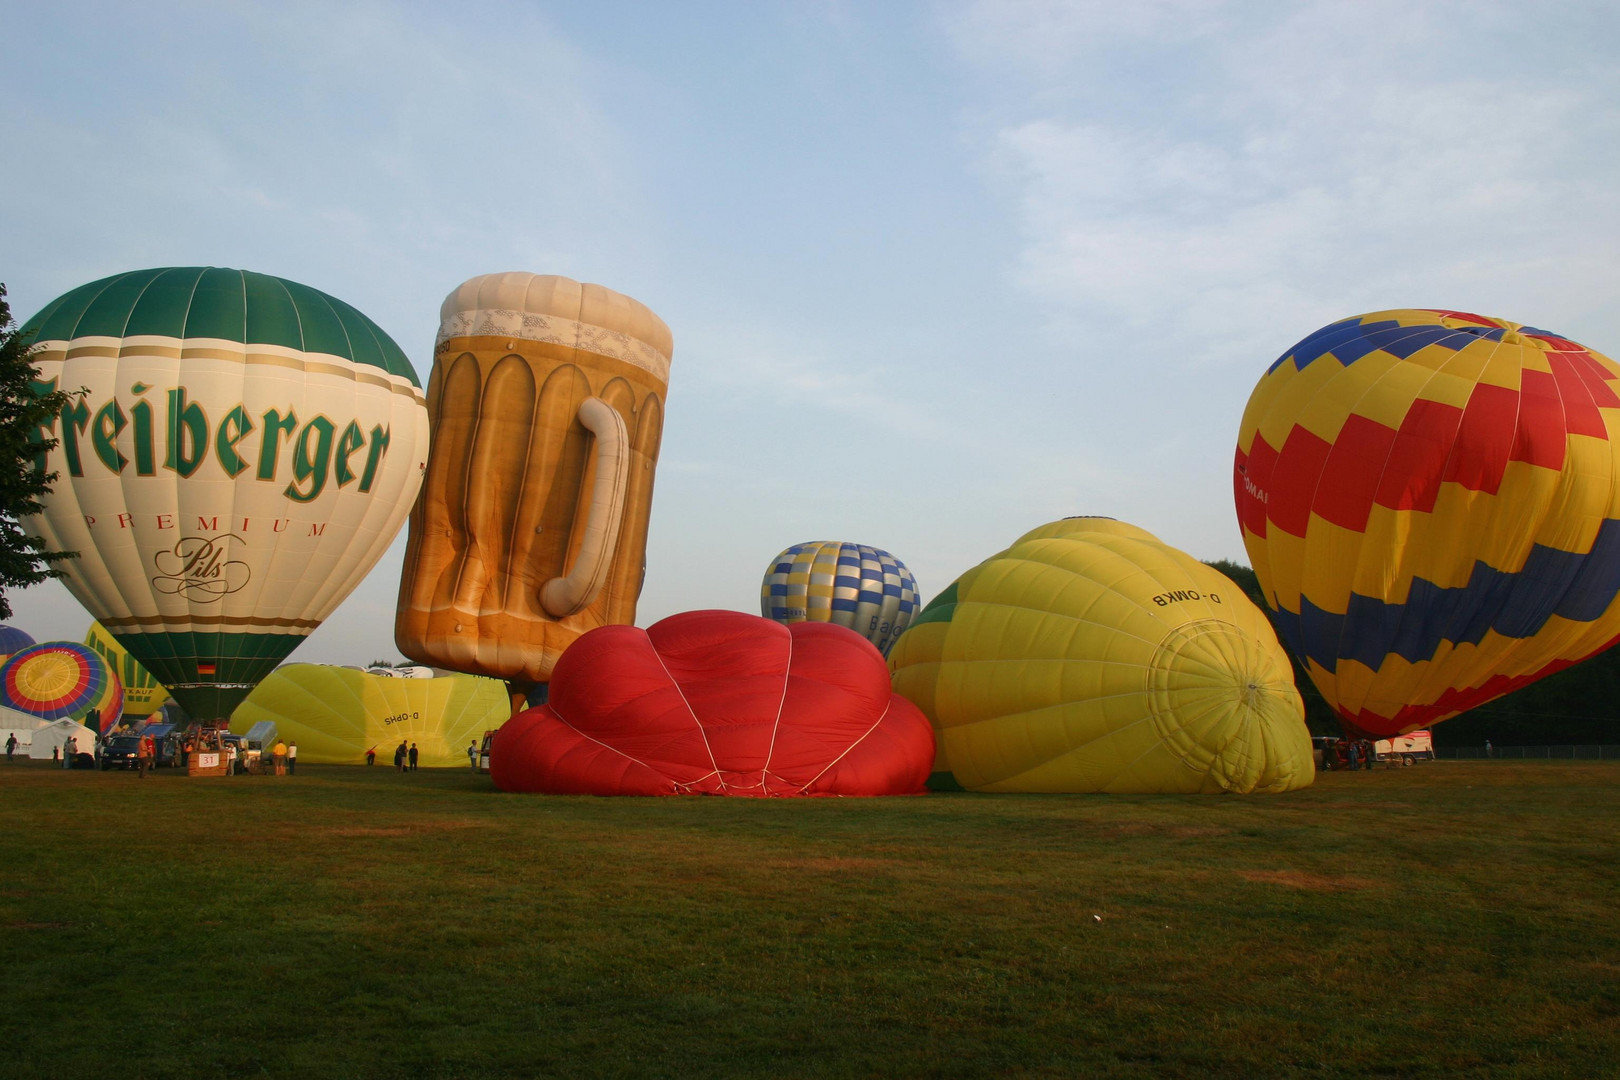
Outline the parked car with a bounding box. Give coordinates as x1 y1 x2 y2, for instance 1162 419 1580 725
100 734 145 770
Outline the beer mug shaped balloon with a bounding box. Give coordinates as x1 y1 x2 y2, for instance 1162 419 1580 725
395 273 672 701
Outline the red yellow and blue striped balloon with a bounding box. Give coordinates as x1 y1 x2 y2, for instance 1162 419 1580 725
1235 309 1620 736
0 641 124 733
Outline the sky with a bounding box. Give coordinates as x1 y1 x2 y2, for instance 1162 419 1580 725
3 0 1618 667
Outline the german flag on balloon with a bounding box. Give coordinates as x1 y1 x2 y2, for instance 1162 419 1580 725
1234 309 1620 737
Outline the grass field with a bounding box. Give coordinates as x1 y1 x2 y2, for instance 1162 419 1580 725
3 759 1617 1079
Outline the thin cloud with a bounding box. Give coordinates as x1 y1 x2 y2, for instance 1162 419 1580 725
957 0 1620 366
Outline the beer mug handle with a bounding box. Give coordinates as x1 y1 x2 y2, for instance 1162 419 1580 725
540 397 631 617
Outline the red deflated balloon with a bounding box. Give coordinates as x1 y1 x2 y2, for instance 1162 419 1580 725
490 610 934 796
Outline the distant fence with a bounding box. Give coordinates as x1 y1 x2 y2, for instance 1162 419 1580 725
1434 745 1620 760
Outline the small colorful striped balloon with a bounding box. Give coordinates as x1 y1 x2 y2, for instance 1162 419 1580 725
1235 309 1620 736
761 541 919 655
0 641 124 733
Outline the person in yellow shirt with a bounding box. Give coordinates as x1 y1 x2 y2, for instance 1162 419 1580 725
272 740 287 775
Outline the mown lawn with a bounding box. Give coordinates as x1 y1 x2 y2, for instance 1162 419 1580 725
2 759 1617 1079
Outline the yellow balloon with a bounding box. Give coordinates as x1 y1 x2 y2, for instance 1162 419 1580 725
84 622 169 720
888 518 1313 794
231 664 508 766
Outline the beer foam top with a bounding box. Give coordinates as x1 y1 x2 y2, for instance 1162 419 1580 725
437 272 673 385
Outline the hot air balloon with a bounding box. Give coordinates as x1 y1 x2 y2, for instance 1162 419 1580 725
0 625 35 663
491 610 934 796
84 621 168 719
761 541 919 655
0 641 123 733
396 273 672 702
21 267 429 722
887 518 1313 794
1235 310 1620 736
231 664 508 766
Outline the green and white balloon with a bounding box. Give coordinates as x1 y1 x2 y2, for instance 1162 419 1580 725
22 267 428 720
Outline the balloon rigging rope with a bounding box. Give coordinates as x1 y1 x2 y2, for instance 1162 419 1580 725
545 702 669 784
648 641 728 793
794 697 893 795
757 630 794 796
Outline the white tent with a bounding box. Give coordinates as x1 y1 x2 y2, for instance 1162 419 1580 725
1 705 48 752
28 719 98 761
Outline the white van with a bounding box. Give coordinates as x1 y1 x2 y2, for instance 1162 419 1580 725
1374 730 1435 765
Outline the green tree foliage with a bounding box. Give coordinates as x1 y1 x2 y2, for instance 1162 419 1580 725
0 283 75 620
1205 558 1620 745
1430 651 1620 746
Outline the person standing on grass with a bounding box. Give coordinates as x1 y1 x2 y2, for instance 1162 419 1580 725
136 734 152 778
394 741 406 772
366 745 376 766
5 732 15 762
287 741 297 775
467 740 477 769
64 736 77 769
408 742 419 771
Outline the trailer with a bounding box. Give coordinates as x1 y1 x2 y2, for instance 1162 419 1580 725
1374 730 1434 765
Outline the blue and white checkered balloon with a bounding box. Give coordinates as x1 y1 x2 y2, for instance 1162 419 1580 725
761 541 919 655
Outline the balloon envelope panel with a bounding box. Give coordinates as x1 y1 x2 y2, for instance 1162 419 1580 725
21 268 429 721
0 642 124 733
0 625 36 661
491 610 934 796
84 621 168 719
888 518 1312 794
231 665 509 766
760 541 919 655
1235 310 1620 735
